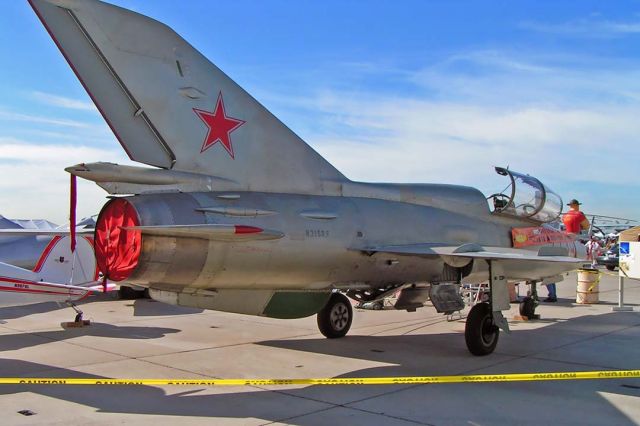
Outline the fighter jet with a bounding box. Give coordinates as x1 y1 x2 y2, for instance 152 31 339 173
28 0 587 355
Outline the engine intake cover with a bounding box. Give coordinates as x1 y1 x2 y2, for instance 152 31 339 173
95 198 142 281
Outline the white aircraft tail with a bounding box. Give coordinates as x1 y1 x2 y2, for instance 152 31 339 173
33 236 98 285
30 0 346 195
0 235 100 308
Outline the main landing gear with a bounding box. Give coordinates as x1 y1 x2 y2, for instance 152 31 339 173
465 303 499 356
317 292 353 338
316 260 512 357
464 260 511 356
519 281 540 319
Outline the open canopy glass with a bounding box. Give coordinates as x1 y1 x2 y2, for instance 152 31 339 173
488 167 562 223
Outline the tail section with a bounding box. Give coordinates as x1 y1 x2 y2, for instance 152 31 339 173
33 236 98 285
30 0 346 194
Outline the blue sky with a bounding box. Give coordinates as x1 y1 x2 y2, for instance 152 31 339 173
0 0 639 224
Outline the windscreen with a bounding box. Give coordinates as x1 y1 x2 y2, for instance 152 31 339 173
490 167 563 223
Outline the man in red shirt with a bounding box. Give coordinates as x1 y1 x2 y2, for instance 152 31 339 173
544 199 590 302
563 199 590 234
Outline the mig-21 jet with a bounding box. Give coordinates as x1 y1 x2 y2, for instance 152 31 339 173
28 0 586 355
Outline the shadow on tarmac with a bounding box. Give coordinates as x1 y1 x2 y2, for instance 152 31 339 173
0 302 68 321
0 294 204 323
0 312 639 424
131 299 204 317
0 291 120 321
0 323 180 351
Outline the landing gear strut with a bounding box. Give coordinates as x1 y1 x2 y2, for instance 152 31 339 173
69 302 83 323
317 292 353 338
64 302 90 327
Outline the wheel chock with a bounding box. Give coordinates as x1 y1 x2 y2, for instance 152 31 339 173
61 320 91 328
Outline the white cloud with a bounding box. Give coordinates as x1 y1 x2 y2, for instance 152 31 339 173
263 51 640 219
0 109 91 128
309 100 636 184
31 91 98 112
0 139 131 224
521 18 640 38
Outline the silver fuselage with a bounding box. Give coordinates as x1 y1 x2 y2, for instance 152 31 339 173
123 183 577 293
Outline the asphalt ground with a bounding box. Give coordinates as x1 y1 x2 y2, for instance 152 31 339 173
0 271 639 425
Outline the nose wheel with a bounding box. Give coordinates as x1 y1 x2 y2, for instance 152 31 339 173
317 292 353 338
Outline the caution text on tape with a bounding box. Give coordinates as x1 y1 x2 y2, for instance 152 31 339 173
1 370 639 386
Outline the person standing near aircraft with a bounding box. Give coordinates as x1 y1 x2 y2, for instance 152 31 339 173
544 199 589 302
585 236 602 268
562 199 590 234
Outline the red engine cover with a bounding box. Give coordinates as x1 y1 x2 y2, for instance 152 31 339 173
95 198 142 281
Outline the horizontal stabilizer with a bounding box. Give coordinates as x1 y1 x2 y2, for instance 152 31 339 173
65 162 239 195
66 162 236 185
122 224 284 241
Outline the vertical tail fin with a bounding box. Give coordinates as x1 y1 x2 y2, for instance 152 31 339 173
33 236 98 285
30 0 347 194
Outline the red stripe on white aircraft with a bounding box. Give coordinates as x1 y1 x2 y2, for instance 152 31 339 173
0 277 85 296
32 235 63 273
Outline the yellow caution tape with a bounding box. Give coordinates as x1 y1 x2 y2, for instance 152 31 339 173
1 370 639 386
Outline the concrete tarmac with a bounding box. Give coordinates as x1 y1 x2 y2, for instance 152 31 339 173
0 271 639 425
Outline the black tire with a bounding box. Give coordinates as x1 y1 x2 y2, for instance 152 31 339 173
317 292 353 338
118 286 148 299
606 265 616 271
465 303 499 356
519 296 536 318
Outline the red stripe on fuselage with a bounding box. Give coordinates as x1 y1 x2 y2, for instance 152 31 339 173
0 276 83 292
0 285 82 296
32 236 63 273
0 278 86 296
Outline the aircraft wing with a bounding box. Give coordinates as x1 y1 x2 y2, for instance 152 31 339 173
355 243 584 264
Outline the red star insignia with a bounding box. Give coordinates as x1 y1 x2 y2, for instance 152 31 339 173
193 92 246 158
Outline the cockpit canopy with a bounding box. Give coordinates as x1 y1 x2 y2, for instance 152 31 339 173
488 167 562 223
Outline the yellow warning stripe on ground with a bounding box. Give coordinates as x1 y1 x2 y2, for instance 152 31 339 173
1 370 639 386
